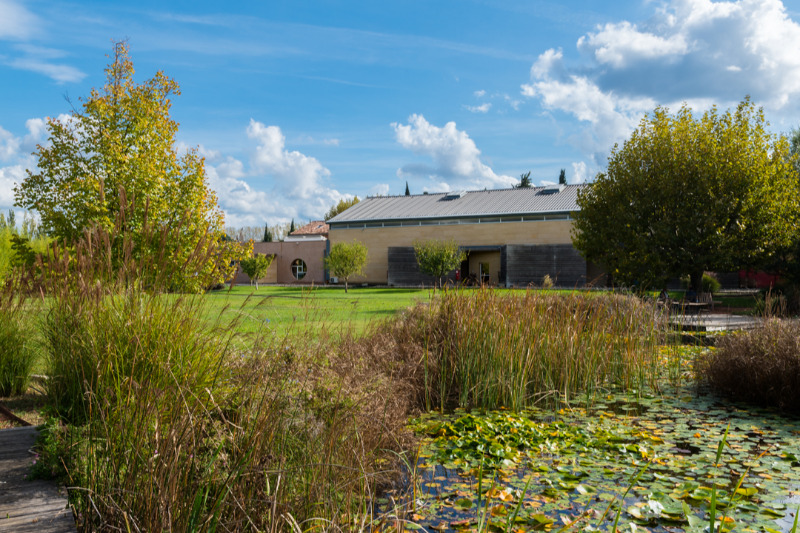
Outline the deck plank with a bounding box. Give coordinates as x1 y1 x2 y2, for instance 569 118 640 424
0 426 76 532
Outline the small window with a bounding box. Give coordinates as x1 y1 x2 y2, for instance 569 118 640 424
291 259 307 280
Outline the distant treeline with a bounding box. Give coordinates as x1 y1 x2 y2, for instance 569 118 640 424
225 221 307 243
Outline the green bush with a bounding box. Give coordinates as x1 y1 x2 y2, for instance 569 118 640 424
702 273 721 294
697 319 800 412
680 272 721 293
0 309 34 397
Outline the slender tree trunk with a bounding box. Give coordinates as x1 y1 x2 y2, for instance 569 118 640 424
345 279 348 293
690 270 703 294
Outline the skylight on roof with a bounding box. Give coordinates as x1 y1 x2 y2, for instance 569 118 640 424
441 191 467 201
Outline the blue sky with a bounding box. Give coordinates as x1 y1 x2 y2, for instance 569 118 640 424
2 0 800 227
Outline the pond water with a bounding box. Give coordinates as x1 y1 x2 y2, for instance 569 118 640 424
385 347 800 533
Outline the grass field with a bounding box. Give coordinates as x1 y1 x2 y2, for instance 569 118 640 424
203 284 435 337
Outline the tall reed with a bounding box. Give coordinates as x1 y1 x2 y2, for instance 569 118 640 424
33 206 416 531
0 289 35 397
399 288 665 410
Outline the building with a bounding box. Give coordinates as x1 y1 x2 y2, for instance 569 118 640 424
232 221 329 285
327 185 601 287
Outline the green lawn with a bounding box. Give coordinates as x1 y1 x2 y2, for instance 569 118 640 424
202 284 435 337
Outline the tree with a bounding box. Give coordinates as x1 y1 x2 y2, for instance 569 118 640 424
516 172 532 189
559 169 567 185
791 127 800 174
263 224 273 242
413 238 466 288
324 196 360 221
289 219 296 234
14 42 240 292
573 98 800 292
405 182 410 196
239 253 275 290
325 241 368 293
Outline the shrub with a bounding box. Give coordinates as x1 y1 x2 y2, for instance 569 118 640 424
697 319 800 412
0 300 34 397
702 272 721 294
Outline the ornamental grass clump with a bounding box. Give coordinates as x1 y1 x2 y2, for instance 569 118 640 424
0 293 35 397
391 288 665 411
698 319 800 412
34 212 417 531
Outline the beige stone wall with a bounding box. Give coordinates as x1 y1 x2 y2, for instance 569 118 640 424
232 240 327 285
328 220 574 284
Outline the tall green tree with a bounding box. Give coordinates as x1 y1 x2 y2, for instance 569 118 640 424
324 197 360 220
573 98 800 292
263 224 273 242
14 42 239 291
558 169 567 185
516 172 532 189
325 241 368 293
413 238 466 289
405 182 410 196
239 253 275 290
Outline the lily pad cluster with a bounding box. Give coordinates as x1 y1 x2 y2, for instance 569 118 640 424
406 386 800 533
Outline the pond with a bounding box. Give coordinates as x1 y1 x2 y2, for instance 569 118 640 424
388 345 800 533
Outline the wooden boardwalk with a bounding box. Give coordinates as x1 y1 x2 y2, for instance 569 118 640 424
0 426 76 532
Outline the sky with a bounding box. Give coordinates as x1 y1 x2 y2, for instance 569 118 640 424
1 0 800 228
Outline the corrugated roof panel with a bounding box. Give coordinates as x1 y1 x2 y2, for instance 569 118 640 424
328 184 587 223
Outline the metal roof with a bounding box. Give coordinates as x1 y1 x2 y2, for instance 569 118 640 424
328 184 587 224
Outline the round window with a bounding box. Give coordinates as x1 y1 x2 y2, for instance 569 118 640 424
291 258 307 280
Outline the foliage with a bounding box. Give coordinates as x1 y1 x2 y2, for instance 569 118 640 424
413 238 466 288
698 319 800 412
790 126 800 173
32 226 417 529
0 298 34 396
516 171 532 189
573 98 800 292
263 223 272 242
0 211 51 280
324 240 368 293
14 42 238 292
408 386 799 532
238 252 275 289
680 273 721 294
541 273 554 289
395 289 664 411
324 196 360 220
559 168 567 185
405 181 410 196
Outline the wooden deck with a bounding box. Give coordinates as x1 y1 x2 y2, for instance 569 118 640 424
0 426 76 532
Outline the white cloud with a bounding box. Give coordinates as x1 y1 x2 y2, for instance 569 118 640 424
200 120 347 226
474 90 486 98
0 126 21 161
577 21 688 68
7 57 86 83
392 114 516 190
465 103 492 113
0 164 24 206
571 161 588 184
0 0 39 40
523 0 800 173
369 183 390 196
247 119 335 200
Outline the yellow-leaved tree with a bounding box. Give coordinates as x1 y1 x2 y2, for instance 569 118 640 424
14 42 243 291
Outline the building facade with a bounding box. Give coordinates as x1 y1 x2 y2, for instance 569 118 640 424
232 221 329 285
328 185 600 287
